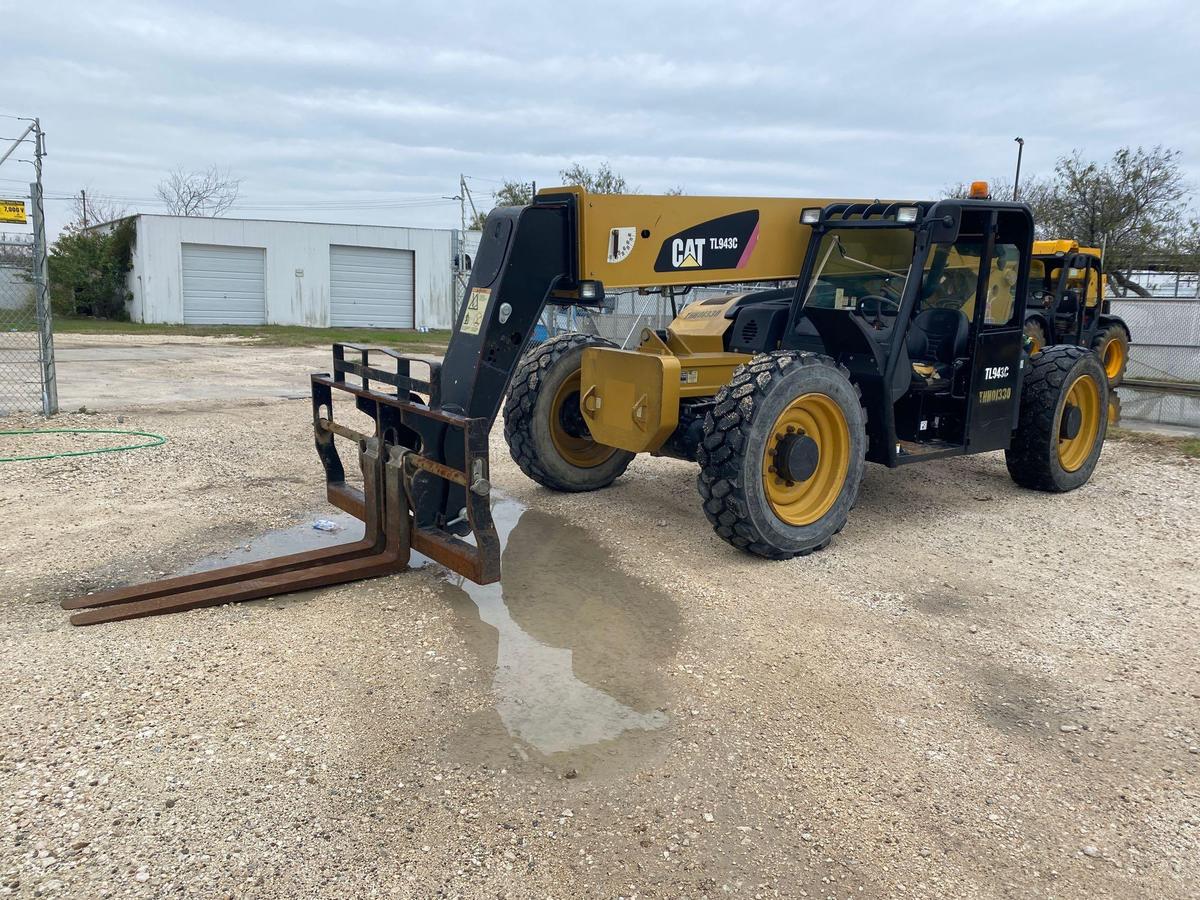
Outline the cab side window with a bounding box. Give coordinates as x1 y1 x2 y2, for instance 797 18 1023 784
918 241 983 319
983 243 1021 326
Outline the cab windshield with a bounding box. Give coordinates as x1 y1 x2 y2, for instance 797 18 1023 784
802 227 917 311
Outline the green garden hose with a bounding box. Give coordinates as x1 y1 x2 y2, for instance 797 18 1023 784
0 428 167 462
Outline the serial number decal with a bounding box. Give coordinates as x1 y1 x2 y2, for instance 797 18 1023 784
460 288 490 335
978 387 1012 404
681 307 724 319
984 365 1011 381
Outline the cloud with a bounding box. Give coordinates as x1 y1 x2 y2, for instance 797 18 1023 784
4 0 1198 236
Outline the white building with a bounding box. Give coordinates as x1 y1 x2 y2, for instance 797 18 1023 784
122 214 459 329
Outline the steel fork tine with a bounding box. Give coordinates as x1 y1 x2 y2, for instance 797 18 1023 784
68 455 410 626
63 446 390 616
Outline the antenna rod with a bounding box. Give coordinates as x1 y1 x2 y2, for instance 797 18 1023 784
1012 137 1025 201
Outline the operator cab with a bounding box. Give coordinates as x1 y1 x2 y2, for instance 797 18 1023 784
778 196 1033 467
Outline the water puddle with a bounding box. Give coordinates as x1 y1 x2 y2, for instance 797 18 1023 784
186 511 366 573
442 498 675 758
189 495 680 765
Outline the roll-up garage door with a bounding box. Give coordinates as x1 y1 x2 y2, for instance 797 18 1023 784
329 245 415 328
181 244 266 325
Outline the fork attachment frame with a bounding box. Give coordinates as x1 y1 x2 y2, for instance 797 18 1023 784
63 195 586 625
62 344 501 625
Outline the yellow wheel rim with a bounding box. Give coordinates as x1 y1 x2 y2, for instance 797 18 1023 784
762 393 850 526
1056 374 1102 473
1102 338 1125 379
1028 336 1042 354
549 370 617 468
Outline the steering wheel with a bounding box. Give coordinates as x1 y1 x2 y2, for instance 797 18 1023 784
854 294 901 330
1029 289 1052 308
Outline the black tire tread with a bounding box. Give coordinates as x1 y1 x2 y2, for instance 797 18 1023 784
1005 345 1106 492
502 332 633 492
696 351 866 559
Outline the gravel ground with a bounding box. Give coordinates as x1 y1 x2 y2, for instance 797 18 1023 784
1 335 1198 899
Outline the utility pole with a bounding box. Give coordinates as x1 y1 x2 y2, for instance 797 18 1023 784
461 175 480 229
80 189 88 228
28 118 56 414
1012 137 1025 201
459 173 467 243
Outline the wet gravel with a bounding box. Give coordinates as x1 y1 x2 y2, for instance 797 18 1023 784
1 337 1198 899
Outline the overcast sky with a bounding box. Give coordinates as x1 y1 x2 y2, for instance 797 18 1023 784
5 0 1199 237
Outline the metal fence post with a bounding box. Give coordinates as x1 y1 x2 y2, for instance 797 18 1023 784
30 181 57 415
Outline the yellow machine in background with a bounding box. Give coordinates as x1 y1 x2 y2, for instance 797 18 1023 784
1024 239 1131 395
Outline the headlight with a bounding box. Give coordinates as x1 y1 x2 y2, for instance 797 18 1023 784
800 208 822 225
579 280 603 301
896 206 919 223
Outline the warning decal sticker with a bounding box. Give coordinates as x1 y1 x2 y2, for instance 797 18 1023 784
460 288 491 335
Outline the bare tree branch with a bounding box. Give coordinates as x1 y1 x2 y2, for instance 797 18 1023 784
69 193 128 232
155 166 242 217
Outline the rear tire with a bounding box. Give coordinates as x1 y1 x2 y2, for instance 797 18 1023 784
1091 322 1130 386
1006 345 1108 492
503 333 635 492
1023 318 1047 355
697 352 867 559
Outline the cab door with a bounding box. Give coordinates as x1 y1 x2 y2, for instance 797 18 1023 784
966 211 1029 452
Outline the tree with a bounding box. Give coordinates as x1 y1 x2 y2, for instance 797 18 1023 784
946 146 1198 296
68 192 129 232
468 165 635 228
943 175 1054 222
1038 146 1195 296
559 161 633 194
155 165 242 216
48 219 135 319
664 186 687 196
470 179 533 229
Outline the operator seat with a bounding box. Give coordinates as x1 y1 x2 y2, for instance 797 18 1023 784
906 307 969 391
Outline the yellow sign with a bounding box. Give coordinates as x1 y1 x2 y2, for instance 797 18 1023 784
460 288 490 335
0 200 27 224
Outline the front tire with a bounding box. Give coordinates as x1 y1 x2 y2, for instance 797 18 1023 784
697 352 867 559
1006 345 1108 492
503 333 635 492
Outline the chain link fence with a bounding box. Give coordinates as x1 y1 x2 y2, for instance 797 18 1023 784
1103 262 1200 428
0 231 42 412
543 284 780 349
0 184 56 416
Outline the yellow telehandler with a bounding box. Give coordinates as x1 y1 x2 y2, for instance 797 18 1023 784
64 184 1110 623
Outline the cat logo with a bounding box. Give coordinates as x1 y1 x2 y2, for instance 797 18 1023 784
671 238 704 268
654 210 759 273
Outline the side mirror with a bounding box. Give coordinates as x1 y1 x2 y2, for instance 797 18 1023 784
924 205 961 243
